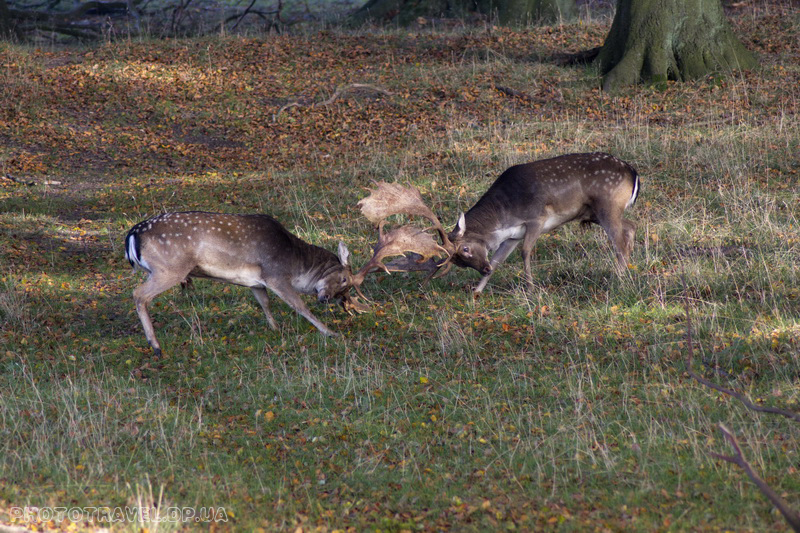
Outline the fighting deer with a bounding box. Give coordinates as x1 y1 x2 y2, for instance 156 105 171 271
355 152 640 294
125 211 356 356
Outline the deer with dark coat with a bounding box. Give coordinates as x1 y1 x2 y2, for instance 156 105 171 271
355 152 640 293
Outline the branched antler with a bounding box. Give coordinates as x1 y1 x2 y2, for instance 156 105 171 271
339 290 370 314
349 181 455 302
357 181 453 248
354 226 448 284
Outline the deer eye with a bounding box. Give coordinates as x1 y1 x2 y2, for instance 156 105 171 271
462 246 470 254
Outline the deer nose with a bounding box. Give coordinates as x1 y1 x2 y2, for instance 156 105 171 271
482 265 493 275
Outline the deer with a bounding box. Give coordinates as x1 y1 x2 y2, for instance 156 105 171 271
353 152 640 294
124 211 359 356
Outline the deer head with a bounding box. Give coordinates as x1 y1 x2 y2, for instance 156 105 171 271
446 212 494 276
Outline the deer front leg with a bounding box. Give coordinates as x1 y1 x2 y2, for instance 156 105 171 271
250 287 278 329
265 280 337 337
473 239 520 294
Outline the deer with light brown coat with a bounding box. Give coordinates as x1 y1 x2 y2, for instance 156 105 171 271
125 212 358 356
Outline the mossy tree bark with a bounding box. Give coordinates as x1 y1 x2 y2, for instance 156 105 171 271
352 0 575 26
596 0 757 91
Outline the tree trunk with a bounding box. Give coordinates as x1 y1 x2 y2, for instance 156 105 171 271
596 0 757 91
353 0 575 26
0 0 18 39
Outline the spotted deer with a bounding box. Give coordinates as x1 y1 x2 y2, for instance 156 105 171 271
355 152 640 294
125 212 355 356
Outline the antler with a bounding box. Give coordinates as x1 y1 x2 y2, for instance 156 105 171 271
350 182 455 301
357 182 453 249
354 226 449 285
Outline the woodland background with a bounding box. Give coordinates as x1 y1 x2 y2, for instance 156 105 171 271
0 0 799 531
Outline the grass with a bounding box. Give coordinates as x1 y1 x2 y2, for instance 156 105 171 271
1 3 799 531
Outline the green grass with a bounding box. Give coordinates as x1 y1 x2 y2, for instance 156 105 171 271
1 6 800 531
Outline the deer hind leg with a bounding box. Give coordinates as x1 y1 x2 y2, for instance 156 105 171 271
133 269 192 356
473 239 520 294
520 223 545 291
264 280 336 337
250 287 278 329
596 210 635 271
619 219 636 266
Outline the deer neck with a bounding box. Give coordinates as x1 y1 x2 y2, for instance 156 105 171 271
290 240 341 293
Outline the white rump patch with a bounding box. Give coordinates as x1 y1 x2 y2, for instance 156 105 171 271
126 234 151 273
626 174 640 209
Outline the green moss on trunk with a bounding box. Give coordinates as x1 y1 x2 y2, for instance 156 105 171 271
596 0 757 91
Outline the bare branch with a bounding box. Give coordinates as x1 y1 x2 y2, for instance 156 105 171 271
272 84 392 122
318 83 392 107
230 0 256 29
712 424 800 532
682 273 800 423
227 0 281 30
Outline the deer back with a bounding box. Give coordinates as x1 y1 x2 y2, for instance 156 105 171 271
464 153 637 231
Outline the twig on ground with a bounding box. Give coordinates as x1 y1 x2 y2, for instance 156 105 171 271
493 84 533 102
682 271 800 532
2 174 36 186
273 83 392 122
682 272 800 423
712 424 800 532
317 83 392 107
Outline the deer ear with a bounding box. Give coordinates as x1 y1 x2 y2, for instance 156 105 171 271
337 241 350 267
453 213 466 239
